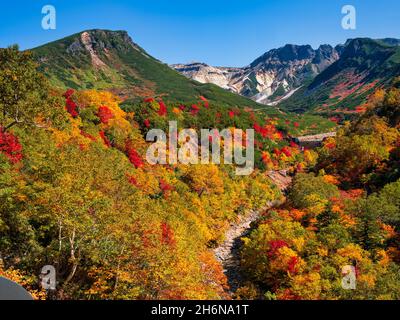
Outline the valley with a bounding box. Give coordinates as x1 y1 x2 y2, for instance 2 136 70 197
1 27 400 301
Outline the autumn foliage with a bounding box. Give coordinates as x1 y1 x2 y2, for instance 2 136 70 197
3 47 399 301
0 128 23 163
97 106 114 124
64 89 79 118
240 86 400 300
1 76 283 299
125 141 144 168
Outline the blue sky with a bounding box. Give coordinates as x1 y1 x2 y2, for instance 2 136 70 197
0 0 399 66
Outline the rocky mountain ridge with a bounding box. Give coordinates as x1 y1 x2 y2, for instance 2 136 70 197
172 38 400 107
172 44 341 105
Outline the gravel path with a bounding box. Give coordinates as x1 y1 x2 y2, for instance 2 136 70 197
213 202 276 294
213 171 292 296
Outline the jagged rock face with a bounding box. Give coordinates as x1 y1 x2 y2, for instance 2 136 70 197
80 31 107 68
172 44 340 105
65 29 144 58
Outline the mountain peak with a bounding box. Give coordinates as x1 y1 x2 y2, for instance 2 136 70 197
79 29 134 44
33 29 143 57
32 30 263 108
280 37 400 113
250 44 317 67
78 29 141 53
81 29 129 36
378 38 400 47
339 37 397 60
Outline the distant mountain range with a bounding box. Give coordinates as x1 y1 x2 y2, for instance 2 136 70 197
172 44 340 105
32 30 264 108
30 30 400 114
173 38 400 114
281 38 400 114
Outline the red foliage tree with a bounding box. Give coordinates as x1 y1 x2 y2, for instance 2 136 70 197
127 174 139 187
0 129 23 164
99 131 112 147
65 97 78 118
277 288 301 300
267 240 288 258
355 106 367 113
290 141 299 148
273 148 282 157
159 178 174 197
63 89 75 99
161 222 175 246
199 96 209 108
97 106 114 124
158 100 168 117
80 130 96 141
287 256 299 274
125 141 144 168
191 104 200 115
143 119 151 128
281 146 292 157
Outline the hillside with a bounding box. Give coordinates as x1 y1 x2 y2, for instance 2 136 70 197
236 81 400 300
32 29 264 108
173 38 400 115
279 38 400 114
2 46 325 299
2 32 400 302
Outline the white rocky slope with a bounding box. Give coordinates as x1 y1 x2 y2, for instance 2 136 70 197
171 63 242 92
171 44 340 105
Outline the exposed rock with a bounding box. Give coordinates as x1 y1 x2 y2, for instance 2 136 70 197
81 31 106 68
66 39 85 55
214 171 292 296
172 44 340 105
172 63 241 92
266 170 292 192
213 204 274 295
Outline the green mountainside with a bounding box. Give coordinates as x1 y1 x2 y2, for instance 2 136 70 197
32 29 264 108
279 38 400 114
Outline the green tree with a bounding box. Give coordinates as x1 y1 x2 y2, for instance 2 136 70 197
365 179 400 227
289 173 339 209
0 45 52 131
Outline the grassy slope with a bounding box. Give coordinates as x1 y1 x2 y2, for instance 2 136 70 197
279 39 400 114
32 30 266 109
